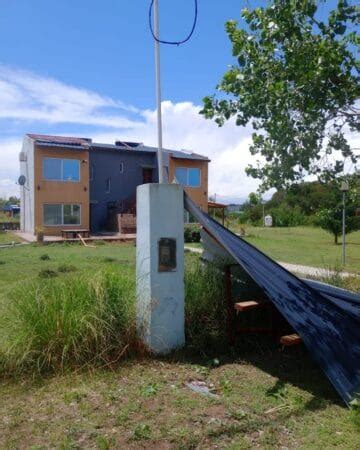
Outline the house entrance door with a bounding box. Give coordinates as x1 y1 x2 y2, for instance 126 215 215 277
142 168 153 184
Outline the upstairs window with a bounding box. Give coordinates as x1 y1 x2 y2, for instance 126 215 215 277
43 158 80 182
175 167 201 187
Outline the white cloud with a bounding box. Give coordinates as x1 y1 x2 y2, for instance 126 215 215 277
2 66 357 202
91 101 260 199
0 97 259 199
0 65 142 128
0 138 22 198
0 178 19 199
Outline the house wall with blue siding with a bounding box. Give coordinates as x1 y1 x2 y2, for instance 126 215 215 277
89 148 158 232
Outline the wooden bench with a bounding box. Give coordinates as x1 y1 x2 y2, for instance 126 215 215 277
234 300 268 312
280 333 302 346
61 229 90 240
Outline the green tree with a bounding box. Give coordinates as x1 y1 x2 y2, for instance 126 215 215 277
201 0 359 191
7 196 20 205
316 204 360 244
248 192 261 206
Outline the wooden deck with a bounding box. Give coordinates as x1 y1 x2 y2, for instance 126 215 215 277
15 231 136 244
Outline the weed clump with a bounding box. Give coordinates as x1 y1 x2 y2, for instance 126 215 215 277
40 254 50 261
0 269 135 375
103 257 116 263
0 261 5 265
38 269 58 278
58 264 77 273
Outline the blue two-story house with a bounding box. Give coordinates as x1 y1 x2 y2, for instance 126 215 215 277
20 134 210 236
89 140 209 233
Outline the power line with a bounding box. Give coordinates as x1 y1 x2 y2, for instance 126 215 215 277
149 0 198 45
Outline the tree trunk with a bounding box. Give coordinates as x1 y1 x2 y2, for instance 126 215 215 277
334 234 338 245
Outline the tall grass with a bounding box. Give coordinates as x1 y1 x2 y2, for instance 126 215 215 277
0 259 233 376
0 269 135 375
185 260 228 353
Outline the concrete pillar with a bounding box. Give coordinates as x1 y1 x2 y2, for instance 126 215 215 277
136 183 185 354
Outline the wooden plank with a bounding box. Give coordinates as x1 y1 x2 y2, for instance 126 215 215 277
234 300 267 312
280 333 302 346
77 233 95 248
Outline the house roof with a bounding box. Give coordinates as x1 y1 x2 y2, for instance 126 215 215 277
26 134 209 162
91 142 210 162
27 134 92 148
208 201 227 209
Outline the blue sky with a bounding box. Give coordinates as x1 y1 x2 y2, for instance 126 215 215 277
0 0 251 108
0 0 356 200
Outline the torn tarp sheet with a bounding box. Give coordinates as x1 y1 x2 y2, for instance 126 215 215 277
184 193 360 405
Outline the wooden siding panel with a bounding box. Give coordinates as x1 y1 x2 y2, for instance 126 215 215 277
34 145 90 235
168 157 208 212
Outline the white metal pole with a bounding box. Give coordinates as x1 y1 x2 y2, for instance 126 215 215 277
262 202 265 227
154 0 164 183
342 191 346 265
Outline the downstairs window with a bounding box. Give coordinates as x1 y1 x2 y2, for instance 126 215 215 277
43 204 81 226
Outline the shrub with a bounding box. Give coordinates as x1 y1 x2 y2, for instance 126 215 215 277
270 205 306 227
40 254 50 261
185 261 227 353
184 224 201 243
0 269 135 374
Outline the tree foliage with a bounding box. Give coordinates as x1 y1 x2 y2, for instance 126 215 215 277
201 0 359 191
316 204 360 244
0 196 20 209
239 172 359 228
315 172 360 243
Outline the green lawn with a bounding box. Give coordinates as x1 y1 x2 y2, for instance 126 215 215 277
0 240 135 300
0 241 359 448
0 212 19 223
0 231 23 245
225 225 360 274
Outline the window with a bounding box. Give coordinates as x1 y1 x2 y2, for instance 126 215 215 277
43 158 80 182
175 167 201 187
63 204 81 225
43 204 62 225
43 158 61 180
43 204 81 226
119 162 124 173
106 177 111 193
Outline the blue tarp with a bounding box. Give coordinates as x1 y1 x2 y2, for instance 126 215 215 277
184 193 360 405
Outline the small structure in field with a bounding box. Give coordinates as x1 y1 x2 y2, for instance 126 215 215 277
264 215 273 227
208 201 227 226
